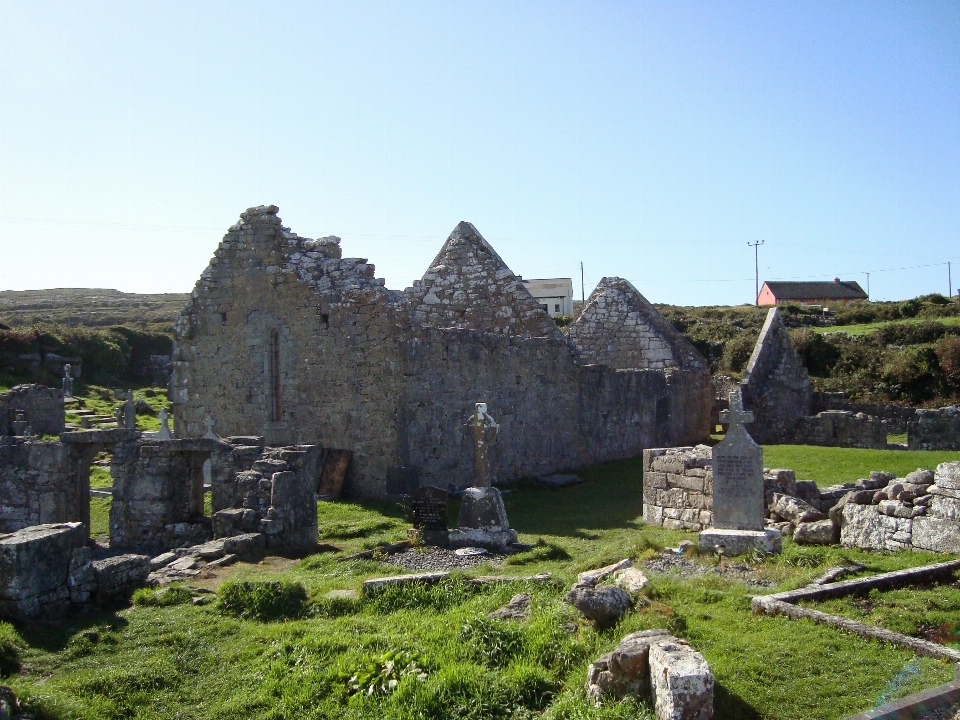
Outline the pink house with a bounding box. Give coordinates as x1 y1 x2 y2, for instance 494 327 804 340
757 279 868 306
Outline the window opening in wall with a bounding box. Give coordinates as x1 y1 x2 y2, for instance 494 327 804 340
555 303 560 313
320 313 329 327
541 304 548 312
268 329 282 421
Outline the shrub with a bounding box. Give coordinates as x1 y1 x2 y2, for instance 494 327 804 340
132 586 194 607
216 580 307 621
367 578 479 614
342 649 428 697
936 336 960 383
720 331 757 374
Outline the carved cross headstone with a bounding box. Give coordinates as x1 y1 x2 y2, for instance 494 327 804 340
62 364 73 398
123 391 136 430
467 402 499 488
203 415 219 440
157 407 173 440
712 391 764 531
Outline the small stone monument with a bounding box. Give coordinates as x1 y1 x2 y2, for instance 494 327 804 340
411 486 449 546
157 408 173 440
122 391 136 430
203 415 219 440
62 364 73 398
698 391 781 556
449 403 519 551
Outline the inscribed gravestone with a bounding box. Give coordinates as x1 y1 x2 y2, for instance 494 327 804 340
712 391 764 531
411 486 448 531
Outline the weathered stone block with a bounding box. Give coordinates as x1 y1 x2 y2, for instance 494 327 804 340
912 516 960 554
793 519 837 545
649 639 714 720
697 528 781 556
586 629 673 702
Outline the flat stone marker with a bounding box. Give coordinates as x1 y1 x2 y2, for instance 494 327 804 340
712 391 764 530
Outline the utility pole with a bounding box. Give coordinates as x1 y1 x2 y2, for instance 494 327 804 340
747 240 764 305
949 262 952 301
865 272 870 300
580 261 585 305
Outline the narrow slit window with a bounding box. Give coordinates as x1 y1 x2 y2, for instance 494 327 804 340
268 329 282 421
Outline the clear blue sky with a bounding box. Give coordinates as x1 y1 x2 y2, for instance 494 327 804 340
1 0 958 305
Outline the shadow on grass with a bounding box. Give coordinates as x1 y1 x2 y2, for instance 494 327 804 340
500 456 646 537
715 683 763 720
14 608 129 653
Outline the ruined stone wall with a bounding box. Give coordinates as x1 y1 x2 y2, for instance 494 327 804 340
0 384 64 437
405 221 559 337
174 206 714 499
908 407 960 450
0 437 88 533
839 463 960 553
791 411 887 449
740 308 812 444
812 392 915 435
108 438 218 552
567 278 706 371
173 205 406 498
642 446 714 531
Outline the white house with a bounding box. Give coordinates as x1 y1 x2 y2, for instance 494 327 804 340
522 278 574 317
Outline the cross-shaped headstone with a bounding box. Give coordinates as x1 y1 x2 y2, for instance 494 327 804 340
203 415 219 440
467 402 499 488
157 407 173 440
720 391 754 429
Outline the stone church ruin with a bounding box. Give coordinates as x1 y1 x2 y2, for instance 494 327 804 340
172 205 713 498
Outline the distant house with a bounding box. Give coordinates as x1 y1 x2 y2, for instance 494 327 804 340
757 279 868 307
522 278 574 317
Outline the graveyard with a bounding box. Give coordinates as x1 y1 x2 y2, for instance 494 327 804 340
2 208 960 719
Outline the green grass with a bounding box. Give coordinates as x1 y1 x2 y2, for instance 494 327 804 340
5 452 960 719
64 386 169 432
89 497 111 537
814 315 960 337
762 444 960 486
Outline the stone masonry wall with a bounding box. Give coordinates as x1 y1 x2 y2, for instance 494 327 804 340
405 221 559 338
0 437 88 533
642 446 714 532
740 308 812 444
908 407 960 450
566 278 707 371
791 411 888 449
174 206 713 498
0 384 64 437
812 392 915 435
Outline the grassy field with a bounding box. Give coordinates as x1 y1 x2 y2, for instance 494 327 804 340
762 445 960 486
2 453 960 719
813 315 960 337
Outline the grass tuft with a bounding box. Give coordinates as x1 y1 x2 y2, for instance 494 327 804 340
216 581 307 621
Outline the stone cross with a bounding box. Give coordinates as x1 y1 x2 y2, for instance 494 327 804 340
62 364 73 398
719 392 754 429
157 407 173 440
712 391 764 531
203 415 219 440
468 402 499 488
123 391 137 430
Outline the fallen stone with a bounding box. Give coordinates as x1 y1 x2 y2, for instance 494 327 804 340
766 521 795 538
149 552 177 571
905 468 936 486
92 554 150 601
772 493 827 524
167 556 202 572
488 593 531 620
564 583 632 628
578 558 632 585
649 639 714 720
205 553 238 568
872 490 888 504
887 483 905 500
840 504 886 550
221 532 266 557
614 568 649 597
586 629 674 702
865 471 896 489
362 571 449 594
793 480 821 509
191 539 227 560
912 516 960 554
935 462 960 491
697 528 782 556
793 519 837 546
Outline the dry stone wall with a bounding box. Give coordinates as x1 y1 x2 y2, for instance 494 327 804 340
908 407 960 450
791 411 888 449
642 446 714 532
173 206 713 498
0 437 90 534
0 384 64 437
